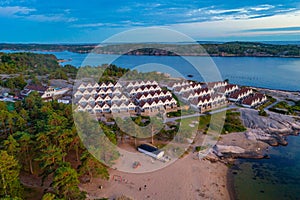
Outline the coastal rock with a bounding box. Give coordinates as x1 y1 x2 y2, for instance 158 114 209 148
213 145 245 157
244 130 283 146
240 108 300 136
203 152 220 163
290 121 300 130
245 129 272 141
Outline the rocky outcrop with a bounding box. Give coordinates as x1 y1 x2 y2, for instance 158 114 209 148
213 145 245 157
245 129 288 146
213 108 300 160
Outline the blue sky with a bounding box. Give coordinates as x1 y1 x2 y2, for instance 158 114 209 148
0 0 299 43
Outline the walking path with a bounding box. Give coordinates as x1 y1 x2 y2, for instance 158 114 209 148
164 105 238 123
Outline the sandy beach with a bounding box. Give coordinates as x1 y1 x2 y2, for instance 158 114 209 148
80 152 230 200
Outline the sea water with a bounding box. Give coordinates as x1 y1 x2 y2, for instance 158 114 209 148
1 50 300 91
232 136 300 200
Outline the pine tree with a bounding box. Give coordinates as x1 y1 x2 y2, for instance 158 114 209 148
78 150 109 183
14 131 35 174
3 135 20 156
52 163 85 200
0 151 23 198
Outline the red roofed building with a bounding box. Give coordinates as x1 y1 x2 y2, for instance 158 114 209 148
241 93 267 108
228 88 253 102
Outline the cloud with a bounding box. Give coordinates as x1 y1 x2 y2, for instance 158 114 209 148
241 26 300 32
24 14 77 22
0 5 77 23
167 10 300 40
250 4 275 11
0 6 35 16
73 21 145 28
206 8 248 15
73 23 106 28
181 4 299 24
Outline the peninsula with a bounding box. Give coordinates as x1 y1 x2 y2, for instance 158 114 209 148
1 42 300 57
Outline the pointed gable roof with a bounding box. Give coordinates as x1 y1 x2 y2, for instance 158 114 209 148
85 104 93 110
114 82 122 88
95 96 104 102
93 83 99 88
100 82 107 88
78 83 87 89
94 104 102 110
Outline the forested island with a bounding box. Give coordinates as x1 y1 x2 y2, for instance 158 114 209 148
1 42 300 57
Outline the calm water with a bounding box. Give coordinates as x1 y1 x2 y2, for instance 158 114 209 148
232 136 300 200
2 50 300 91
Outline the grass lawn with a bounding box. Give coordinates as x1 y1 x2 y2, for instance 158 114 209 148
6 102 15 111
269 100 300 115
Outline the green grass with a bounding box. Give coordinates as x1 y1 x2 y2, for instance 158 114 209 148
257 96 276 110
175 110 246 135
222 110 247 134
6 102 15 111
167 109 196 118
198 115 211 130
269 100 300 115
273 101 290 109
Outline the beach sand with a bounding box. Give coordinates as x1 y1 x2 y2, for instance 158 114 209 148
80 153 230 200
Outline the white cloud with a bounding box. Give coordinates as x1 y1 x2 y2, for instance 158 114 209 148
168 10 300 39
73 20 145 28
250 4 275 11
24 14 77 22
210 14 260 21
206 8 248 14
73 23 105 28
0 6 35 16
0 6 77 23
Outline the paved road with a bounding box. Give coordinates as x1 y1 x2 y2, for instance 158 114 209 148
164 104 238 123
264 98 279 111
209 104 238 114
164 113 204 123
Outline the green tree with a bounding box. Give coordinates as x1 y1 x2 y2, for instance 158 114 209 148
24 91 42 111
41 193 56 200
3 135 20 156
0 101 8 111
36 145 65 171
0 151 23 198
52 163 85 200
14 131 35 174
35 145 65 184
0 110 8 136
78 151 109 183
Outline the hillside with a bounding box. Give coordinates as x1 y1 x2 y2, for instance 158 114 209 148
0 42 299 57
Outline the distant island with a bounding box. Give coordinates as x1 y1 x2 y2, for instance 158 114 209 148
0 41 300 57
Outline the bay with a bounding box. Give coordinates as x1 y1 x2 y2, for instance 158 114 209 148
1 50 300 91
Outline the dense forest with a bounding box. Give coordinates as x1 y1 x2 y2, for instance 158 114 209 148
0 93 113 199
1 42 299 57
0 52 78 77
0 44 95 53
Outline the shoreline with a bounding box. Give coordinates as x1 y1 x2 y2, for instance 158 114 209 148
227 168 237 200
250 86 300 94
2 49 300 59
